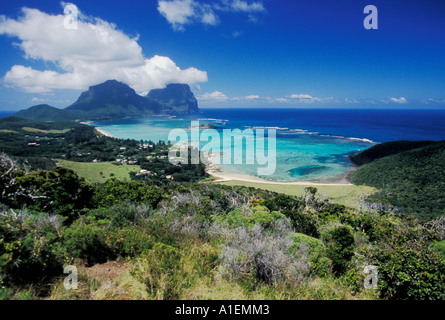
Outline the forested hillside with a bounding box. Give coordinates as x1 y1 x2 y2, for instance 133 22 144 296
0 116 207 182
349 140 445 219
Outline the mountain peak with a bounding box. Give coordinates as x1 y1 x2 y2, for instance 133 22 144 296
147 83 199 114
14 80 200 122
14 104 76 122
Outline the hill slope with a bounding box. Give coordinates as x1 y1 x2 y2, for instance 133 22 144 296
14 104 77 122
349 140 445 219
350 140 437 166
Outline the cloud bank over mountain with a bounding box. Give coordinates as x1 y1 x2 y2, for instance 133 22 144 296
0 3 208 94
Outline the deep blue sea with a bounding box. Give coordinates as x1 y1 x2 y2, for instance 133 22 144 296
0 111 15 119
90 108 445 182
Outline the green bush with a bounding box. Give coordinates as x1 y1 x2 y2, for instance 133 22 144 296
104 225 154 258
62 216 116 266
373 244 445 300
11 167 93 217
0 211 66 285
322 226 355 275
291 233 331 277
429 240 445 259
93 179 164 209
107 203 152 228
215 206 286 229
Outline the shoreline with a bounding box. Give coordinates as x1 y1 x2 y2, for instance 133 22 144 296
207 169 354 186
205 154 354 186
90 126 355 187
94 127 114 138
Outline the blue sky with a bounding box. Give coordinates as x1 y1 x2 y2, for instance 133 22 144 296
0 0 444 110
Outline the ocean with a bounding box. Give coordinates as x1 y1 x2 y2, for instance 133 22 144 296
90 108 445 183
0 111 15 119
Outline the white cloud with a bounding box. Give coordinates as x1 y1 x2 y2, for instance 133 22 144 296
158 0 219 30
201 7 219 26
231 0 265 13
232 30 242 37
197 91 229 101
157 0 197 31
286 93 335 103
244 94 259 100
389 97 408 104
424 98 445 104
0 4 207 93
158 0 265 30
344 98 360 104
31 97 50 103
289 94 313 100
199 92 263 102
198 91 339 105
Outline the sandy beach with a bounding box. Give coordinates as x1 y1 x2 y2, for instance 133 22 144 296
204 153 354 186
94 127 114 138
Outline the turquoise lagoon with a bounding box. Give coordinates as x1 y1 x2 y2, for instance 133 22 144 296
90 108 445 182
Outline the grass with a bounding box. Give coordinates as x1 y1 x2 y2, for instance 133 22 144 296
22 127 72 134
215 180 377 209
47 261 149 300
56 159 141 184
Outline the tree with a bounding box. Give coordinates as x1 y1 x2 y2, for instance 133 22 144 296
323 226 355 274
12 167 93 216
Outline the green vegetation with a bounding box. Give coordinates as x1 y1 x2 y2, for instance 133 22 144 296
22 127 71 134
215 180 377 209
14 104 78 122
1 154 443 300
349 140 445 219
350 140 437 166
0 116 208 183
147 83 199 114
57 160 140 184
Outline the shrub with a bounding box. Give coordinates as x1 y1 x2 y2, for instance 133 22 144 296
215 206 287 230
62 216 116 266
93 179 164 209
130 243 182 299
107 203 152 228
0 210 66 285
291 233 331 277
429 240 445 259
373 244 445 300
322 225 355 275
11 167 93 217
105 225 154 258
216 223 310 287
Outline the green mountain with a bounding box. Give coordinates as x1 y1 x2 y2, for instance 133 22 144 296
350 140 437 166
66 80 165 121
13 80 200 122
349 140 445 219
147 83 199 114
14 104 77 122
